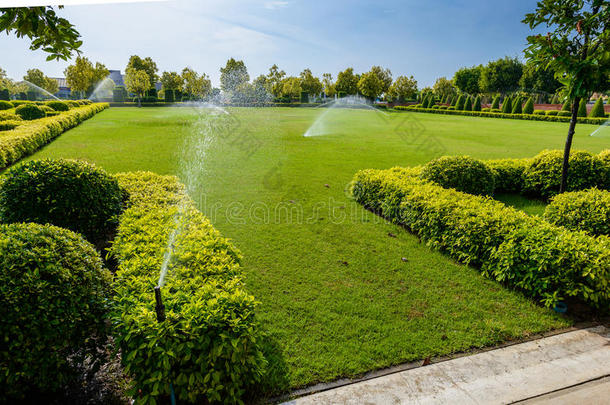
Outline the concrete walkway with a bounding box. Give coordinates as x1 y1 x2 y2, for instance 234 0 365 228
284 326 610 405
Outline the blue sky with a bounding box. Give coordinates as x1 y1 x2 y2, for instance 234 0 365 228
0 0 542 87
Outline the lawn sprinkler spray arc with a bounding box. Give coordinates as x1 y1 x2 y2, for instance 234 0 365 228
153 286 176 405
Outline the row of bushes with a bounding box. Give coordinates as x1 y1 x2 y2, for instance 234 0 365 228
0 103 108 170
351 167 610 308
394 105 609 125
544 188 610 237
112 172 266 404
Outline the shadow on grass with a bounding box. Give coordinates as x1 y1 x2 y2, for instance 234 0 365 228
247 334 291 404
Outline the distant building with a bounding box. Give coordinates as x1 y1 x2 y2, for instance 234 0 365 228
108 70 124 87
50 77 71 99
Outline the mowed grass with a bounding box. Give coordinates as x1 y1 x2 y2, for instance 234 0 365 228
26 107 609 395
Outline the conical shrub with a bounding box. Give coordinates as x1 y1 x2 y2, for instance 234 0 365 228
473 95 482 111
491 96 500 109
456 94 465 110
523 97 534 114
511 96 522 114
561 100 571 111
590 98 606 118
577 99 587 117
501 96 512 113
464 96 473 111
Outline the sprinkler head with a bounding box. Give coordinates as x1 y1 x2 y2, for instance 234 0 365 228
154 286 166 322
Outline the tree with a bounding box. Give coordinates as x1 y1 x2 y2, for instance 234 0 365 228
561 100 571 111
299 69 323 96
501 95 512 113
220 58 249 93
578 99 588 117
124 67 150 107
370 66 392 94
524 0 610 192
266 64 286 97
22 68 58 94
335 68 359 95
590 97 606 117
64 56 108 97
523 97 534 114
511 96 523 114
491 95 500 109
464 96 473 111
455 94 465 110
0 7 82 61
357 70 384 100
280 77 302 99
387 75 418 102
126 56 158 89
433 77 456 99
453 65 482 94
160 71 184 90
519 62 562 95
479 57 524 94
322 73 335 97
181 68 211 100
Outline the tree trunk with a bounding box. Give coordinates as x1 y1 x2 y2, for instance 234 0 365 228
559 97 581 193
137 95 142 108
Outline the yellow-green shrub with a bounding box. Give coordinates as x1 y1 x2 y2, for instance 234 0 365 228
0 103 108 170
544 188 610 236
111 172 266 404
420 155 495 195
486 158 530 193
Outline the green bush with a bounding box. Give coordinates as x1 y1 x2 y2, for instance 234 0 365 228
447 106 456 110
455 94 465 110
473 95 481 111
0 159 123 243
0 88 9 100
111 172 266 404
0 103 108 169
511 97 522 114
523 97 534 114
486 158 529 193
45 100 70 111
557 110 571 117
491 96 500 109
0 223 111 401
0 120 21 131
464 96 472 111
561 100 571 111
66 100 80 108
590 98 606 117
0 100 12 110
10 100 32 108
164 89 175 103
546 110 559 116
522 150 607 199
544 188 610 236
578 99 588 117
351 167 610 308
533 109 546 115
491 108 501 113
501 96 512 113
39 105 53 113
420 155 495 195
482 107 490 112
15 103 46 120
113 86 127 102
599 150 610 189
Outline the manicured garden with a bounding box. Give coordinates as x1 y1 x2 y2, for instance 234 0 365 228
19 106 609 400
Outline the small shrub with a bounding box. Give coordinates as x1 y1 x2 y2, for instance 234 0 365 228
0 223 111 401
546 110 559 116
464 96 473 111
491 96 500 109
473 95 482 111
39 105 53 113
45 100 70 111
533 109 546 115
578 99 588 117
561 100 571 111
164 89 175 102
10 100 32 108
557 110 571 117
544 188 610 236
455 94 465 110
66 100 80 108
0 120 21 131
522 149 607 199
487 158 529 193
15 103 46 120
501 96 512 113
511 97 522 114
0 159 124 243
491 108 501 113
0 88 9 100
590 98 606 117
482 107 490 112
0 100 12 110
447 106 456 110
420 155 495 195
523 97 534 114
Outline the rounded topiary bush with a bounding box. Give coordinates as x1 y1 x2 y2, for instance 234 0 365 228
66 100 80 108
522 150 607 199
0 159 124 244
15 103 46 120
420 155 496 195
544 188 610 236
0 100 12 110
45 100 70 111
0 222 111 400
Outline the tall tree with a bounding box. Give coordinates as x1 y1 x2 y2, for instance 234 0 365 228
64 56 108 97
220 58 249 93
181 67 211 99
0 7 82 61
280 77 302 99
387 75 418 102
266 64 286 97
519 62 562 95
160 71 184 91
335 67 359 95
322 73 335 97
370 66 392 94
453 65 482 94
299 68 323 95
124 67 150 107
126 56 158 89
357 69 384 100
524 0 610 192
432 77 456 99
478 57 524 94
22 68 58 94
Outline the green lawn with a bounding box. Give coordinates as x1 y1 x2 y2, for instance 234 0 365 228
26 107 609 396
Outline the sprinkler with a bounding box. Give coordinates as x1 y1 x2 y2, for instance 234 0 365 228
154 286 166 322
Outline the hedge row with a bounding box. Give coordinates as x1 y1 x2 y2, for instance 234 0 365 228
544 188 610 237
111 172 266 404
0 103 108 170
351 167 610 308
393 105 609 125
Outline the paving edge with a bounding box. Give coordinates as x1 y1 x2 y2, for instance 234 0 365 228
510 374 610 404
271 321 609 404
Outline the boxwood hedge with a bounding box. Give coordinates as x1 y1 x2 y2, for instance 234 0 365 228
111 172 266 404
351 167 609 308
0 102 108 170
420 155 495 195
544 188 610 236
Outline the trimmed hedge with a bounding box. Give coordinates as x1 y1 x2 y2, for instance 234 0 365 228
111 172 266 404
45 100 70 111
420 155 495 195
522 149 607 199
0 100 12 110
0 120 21 131
486 158 530 193
392 105 608 124
351 167 610 308
0 159 124 244
15 103 46 120
544 188 610 236
0 223 111 401
0 103 108 170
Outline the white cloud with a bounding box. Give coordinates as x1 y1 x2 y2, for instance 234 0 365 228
264 1 289 10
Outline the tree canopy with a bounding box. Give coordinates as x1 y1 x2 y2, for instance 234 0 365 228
220 58 249 93
453 65 482 94
64 56 109 95
478 57 524 94
126 56 158 89
388 75 418 102
335 68 359 95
